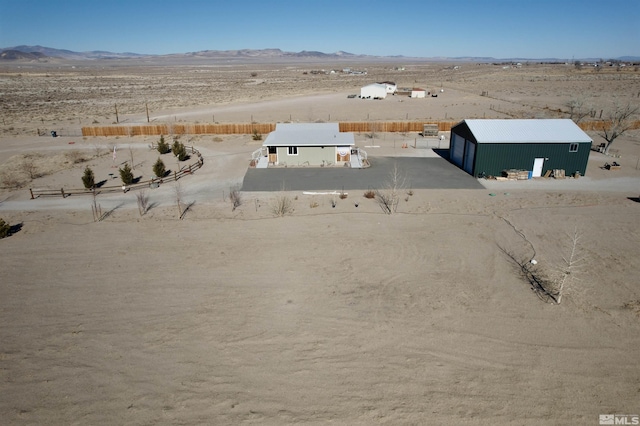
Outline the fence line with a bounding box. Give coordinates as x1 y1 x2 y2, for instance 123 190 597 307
82 121 458 136
29 145 204 199
83 119 640 137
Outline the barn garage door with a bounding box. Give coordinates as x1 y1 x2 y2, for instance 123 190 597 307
450 133 465 167
463 140 476 175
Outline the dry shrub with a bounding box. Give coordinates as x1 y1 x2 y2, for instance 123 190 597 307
0 167 26 189
271 194 294 217
309 200 319 208
364 189 376 199
229 187 242 211
65 150 88 164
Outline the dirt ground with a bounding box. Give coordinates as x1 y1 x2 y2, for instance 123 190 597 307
1 59 640 425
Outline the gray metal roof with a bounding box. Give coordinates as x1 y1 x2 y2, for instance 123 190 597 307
263 123 354 147
463 119 592 144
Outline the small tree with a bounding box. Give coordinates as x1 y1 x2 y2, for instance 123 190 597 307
157 135 171 154
119 163 134 186
82 166 95 189
172 138 188 161
252 129 262 141
153 157 166 178
0 217 10 239
599 103 639 155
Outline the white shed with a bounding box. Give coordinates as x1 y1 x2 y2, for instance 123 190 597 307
360 83 387 99
379 81 397 94
411 88 426 98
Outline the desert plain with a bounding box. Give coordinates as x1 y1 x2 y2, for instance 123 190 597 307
1 58 640 425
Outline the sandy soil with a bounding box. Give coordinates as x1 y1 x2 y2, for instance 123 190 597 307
1 59 640 425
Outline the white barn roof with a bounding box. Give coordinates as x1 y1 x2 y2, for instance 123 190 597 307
263 123 354 147
463 119 592 144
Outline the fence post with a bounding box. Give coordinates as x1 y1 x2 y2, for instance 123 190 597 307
29 188 34 199
60 188 65 198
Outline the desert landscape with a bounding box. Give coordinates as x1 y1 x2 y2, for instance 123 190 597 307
1 57 640 425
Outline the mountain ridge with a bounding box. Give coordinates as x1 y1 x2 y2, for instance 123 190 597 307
1 45 638 63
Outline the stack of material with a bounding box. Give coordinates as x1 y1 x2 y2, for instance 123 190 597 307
553 169 566 179
502 169 530 180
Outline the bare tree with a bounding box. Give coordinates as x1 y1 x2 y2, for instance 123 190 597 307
174 182 183 218
599 103 639 155
499 218 587 304
553 227 586 304
565 97 590 124
91 190 102 222
128 146 135 170
376 163 406 214
135 190 149 216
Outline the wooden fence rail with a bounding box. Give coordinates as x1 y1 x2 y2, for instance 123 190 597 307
83 119 639 137
30 146 204 199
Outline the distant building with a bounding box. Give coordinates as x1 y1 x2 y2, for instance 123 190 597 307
449 119 592 177
411 88 426 98
379 81 397 94
360 83 388 99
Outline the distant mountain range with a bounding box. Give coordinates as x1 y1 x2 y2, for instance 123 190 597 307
1 45 638 63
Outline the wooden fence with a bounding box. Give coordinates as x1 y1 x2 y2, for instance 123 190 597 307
29 146 204 199
82 123 276 137
82 120 640 137
339 121 457 133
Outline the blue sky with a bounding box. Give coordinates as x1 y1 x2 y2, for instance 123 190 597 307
0 0 638 59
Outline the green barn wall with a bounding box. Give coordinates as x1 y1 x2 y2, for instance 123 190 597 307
473 142 590 177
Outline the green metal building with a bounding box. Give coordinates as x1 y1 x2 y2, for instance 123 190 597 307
449 119 592 178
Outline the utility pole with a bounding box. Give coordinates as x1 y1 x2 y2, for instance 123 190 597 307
115 104 119 124
146 103 150 123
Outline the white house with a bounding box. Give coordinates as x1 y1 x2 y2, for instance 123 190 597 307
252 123 366 168
411 88 426 98
360 83 387 99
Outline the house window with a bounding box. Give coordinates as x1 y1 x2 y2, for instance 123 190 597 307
287 146 298 155
569 143 578 152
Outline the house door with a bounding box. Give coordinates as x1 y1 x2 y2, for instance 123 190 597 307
337 147 350 162
268 146 277 164
532 158 544 177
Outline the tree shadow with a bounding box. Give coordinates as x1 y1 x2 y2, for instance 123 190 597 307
100 203 123 221
180 201 196 220
627 197 640 203
146 201 159 212
132 176 142 184
4 222 23 237
95 179 107 188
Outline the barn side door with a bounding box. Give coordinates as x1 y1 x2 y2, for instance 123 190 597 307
463 140 476 175
532 158 544 177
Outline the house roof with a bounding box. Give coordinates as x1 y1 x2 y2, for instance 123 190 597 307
263 123 355 147
362 83 387 90
460 119 592 144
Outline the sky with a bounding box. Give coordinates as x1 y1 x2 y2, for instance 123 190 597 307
0 0 638 59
